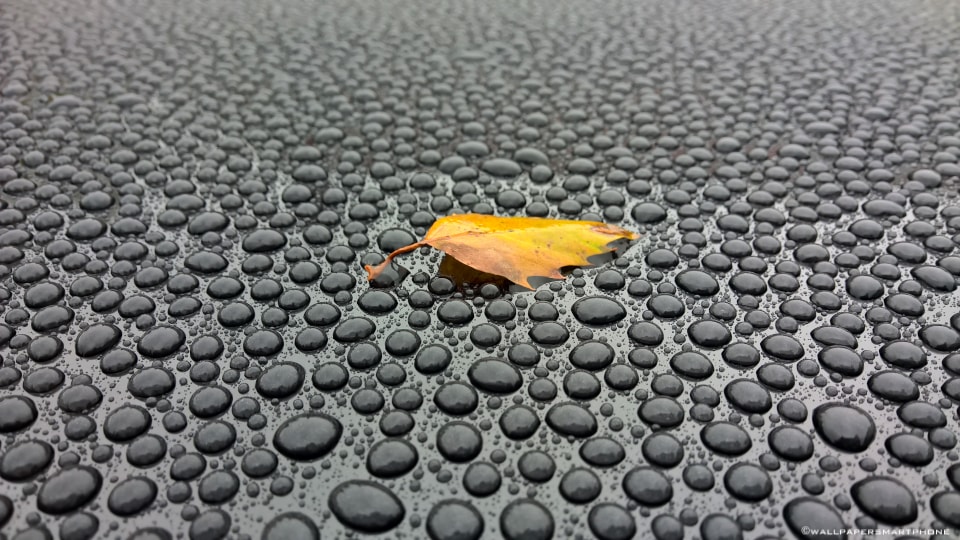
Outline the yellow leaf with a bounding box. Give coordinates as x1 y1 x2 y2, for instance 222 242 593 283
364 214 639 289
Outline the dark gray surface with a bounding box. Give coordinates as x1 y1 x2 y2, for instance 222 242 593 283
0 0 959 538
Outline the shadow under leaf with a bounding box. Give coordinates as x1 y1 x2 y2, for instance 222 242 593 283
438 236 634 291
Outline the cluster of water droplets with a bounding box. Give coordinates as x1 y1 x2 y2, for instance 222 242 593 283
0 0 959 538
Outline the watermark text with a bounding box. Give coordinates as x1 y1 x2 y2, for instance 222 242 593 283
801 527 955 537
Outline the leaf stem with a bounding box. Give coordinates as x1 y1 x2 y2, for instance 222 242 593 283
363 241 425 280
